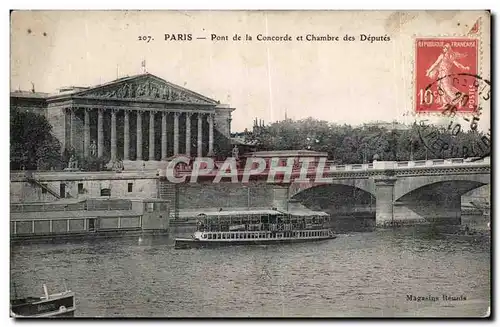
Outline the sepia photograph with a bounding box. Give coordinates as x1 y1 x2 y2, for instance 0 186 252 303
9 9 491 318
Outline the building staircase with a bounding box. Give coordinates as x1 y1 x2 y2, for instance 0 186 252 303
159 181 179 219
26 176 65 199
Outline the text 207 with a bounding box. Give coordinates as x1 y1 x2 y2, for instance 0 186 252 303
138 36 154 43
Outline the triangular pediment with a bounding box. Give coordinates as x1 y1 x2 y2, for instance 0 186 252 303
73 73 218 105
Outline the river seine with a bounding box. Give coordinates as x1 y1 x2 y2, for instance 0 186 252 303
10 228 490 317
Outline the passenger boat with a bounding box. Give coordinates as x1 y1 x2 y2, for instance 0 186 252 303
10 284 76 318
174 209 336 249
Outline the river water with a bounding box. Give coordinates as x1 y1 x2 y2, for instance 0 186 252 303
10 228 490 318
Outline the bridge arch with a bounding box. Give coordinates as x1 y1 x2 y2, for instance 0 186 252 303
394 174 490 201
392 179 489 225
290 182 376 220
289 179 375 199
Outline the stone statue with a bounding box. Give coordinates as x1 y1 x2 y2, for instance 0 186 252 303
90 140 97 157
68 155 78 169
117 84 127 98
130 84 137 98
232 145 239 160
170 90 178 101
160 85 168 99
137 83 146 96
112 159 124 172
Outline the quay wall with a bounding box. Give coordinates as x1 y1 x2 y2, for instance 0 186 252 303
10 171 158 202
177 181 274 209
10 171 276 210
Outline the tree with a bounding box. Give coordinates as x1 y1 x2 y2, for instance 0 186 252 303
245 117 487 163
10 108 63 170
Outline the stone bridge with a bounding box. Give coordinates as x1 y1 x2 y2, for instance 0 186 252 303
275 158 490 226
11 155 490 227
155 155 490 225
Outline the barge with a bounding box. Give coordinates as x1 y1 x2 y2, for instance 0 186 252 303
10 198 170 243
175 209 336 249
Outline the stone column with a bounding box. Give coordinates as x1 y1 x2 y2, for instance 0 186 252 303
136 111 143 160
197 113 203 157
69 108 75 150
111 109 117 162
207 113 214 156
123 110 129 160
374 177 397 227
161 112 167 160
173 112 179 155
149 111 155 160
185 112 192 157
84 108 90 157
97 108 104 158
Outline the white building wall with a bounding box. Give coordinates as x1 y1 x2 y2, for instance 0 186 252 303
10 173 158 203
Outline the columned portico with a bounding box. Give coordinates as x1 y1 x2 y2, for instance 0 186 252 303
50 73 235 168
62 108 224 164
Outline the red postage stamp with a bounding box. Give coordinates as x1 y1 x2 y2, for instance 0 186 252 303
415 38 479 114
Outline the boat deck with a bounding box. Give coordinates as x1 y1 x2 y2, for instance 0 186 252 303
175 229 335 249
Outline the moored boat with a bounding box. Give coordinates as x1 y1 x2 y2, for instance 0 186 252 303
174 209 336 249
10 284 76 318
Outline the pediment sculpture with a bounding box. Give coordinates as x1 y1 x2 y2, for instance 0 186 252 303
82 78 212 104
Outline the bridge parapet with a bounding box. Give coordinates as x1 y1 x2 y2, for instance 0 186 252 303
159 156 490 180
334 157 489 170
374 157 490 170
10 157 490 182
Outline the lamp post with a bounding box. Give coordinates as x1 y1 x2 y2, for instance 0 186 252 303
246 185 250 210
410 139 414 161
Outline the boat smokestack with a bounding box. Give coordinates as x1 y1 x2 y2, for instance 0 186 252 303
43 284 49 299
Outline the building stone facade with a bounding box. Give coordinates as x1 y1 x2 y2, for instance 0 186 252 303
11 73 235 165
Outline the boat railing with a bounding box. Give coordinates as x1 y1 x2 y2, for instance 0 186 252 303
197 221 329 233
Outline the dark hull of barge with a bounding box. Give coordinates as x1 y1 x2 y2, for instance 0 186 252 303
174 235 336 249
10 229 169 244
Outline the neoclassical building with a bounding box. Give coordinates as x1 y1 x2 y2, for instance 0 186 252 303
11 73 235 167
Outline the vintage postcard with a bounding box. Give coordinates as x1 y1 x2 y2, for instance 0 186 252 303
9 10 491 318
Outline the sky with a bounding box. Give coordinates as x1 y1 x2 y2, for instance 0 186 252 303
10 10 491 132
